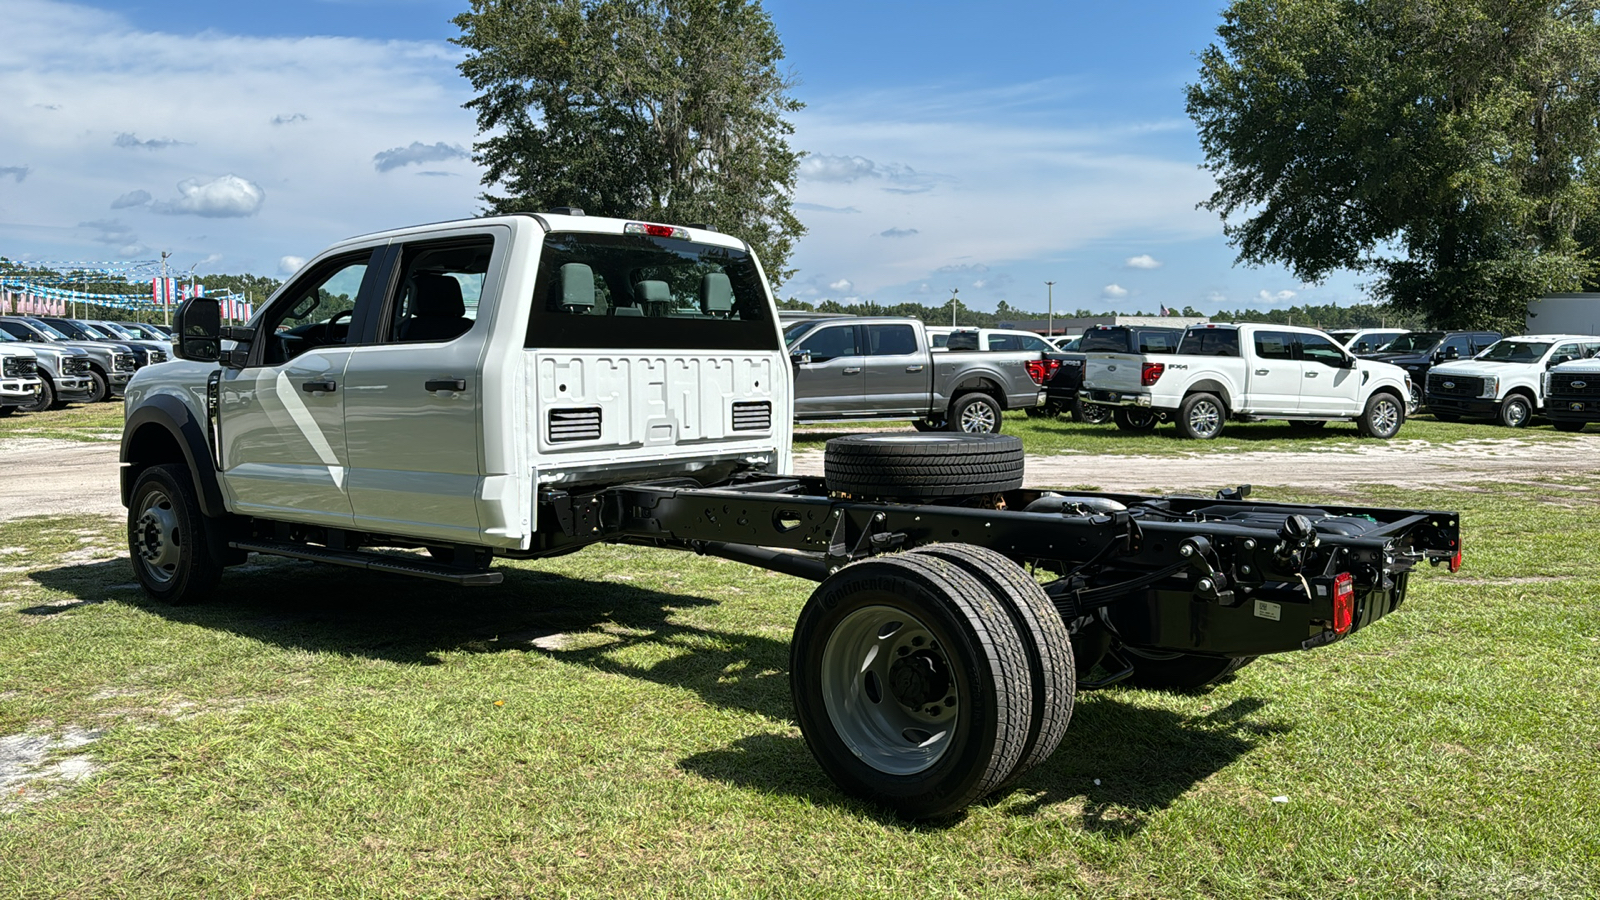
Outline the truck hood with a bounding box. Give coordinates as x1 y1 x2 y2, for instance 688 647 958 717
1549 359 1600 375
1429 359 1536 378
1357 359 1410 381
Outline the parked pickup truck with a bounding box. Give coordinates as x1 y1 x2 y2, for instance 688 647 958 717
1543 354 1600 432
1425 334 1600 427
1358 330 1502 413
783 316 1049 433
1080 322 1412 439
1046 325 1183 424
0 342 43 414
122 212 1462 819
0 326 95 412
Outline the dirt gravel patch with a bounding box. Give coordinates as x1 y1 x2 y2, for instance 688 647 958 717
0 438 125 522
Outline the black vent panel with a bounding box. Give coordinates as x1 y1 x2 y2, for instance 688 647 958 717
731 401 772 431
548 407 602 442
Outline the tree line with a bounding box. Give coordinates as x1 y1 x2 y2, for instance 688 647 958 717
779 296 1423 331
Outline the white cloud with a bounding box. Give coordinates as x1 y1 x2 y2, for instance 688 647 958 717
1257 289 1298 304
152 175 265 218
880 227 918 238
373 141 470 173
271 113 308 126
114 133 183 150
279 255 306 275
829 278 853 291
110 189 150 209
1102 284 1129 299
799 154 877 183
1125 254 1161 269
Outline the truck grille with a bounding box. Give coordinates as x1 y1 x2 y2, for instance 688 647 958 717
547 407 602 442
1549 373 1600 396
63 357 91 376
731 401 771 431
1427 373 1482 397
3 357 36 378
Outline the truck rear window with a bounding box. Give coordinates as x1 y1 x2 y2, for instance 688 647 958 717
1079 329 1132 353
526 232 779 351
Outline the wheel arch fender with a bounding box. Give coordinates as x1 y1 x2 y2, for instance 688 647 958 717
121 393 225 517
1505 384 1539 409
949 375 1005 409
1183 379 1233 412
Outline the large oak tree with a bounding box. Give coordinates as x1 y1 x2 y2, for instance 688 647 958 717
1188 0 1600 329
454 0 804 284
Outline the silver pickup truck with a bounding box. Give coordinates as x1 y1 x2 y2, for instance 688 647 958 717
784 316 1047 433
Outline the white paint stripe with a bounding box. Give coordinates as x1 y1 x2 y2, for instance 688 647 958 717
273 370 346 489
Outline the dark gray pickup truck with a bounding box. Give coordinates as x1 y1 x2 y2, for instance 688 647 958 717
784 316 1048 433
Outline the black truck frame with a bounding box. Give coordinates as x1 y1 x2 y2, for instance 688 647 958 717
127 424 1461 820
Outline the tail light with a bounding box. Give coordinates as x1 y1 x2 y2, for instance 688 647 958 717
1332 571 1354 635
1141 362 1165 386
1449 550 1462 573
1024 358 1062 385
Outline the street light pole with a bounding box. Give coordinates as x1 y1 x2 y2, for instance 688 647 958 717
160 251 172 327
950 287 960 327
1045 281 1055 337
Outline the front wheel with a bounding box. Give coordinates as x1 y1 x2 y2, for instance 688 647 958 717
1407 382 1423 415
1498 394 1532 428
85 368 111 403
1176 393 1225 440
911 417 946 432
18 376 55 413
1113 407 1158 432
1553 419 1586 433
127 464 223 604
790 554 1033 819
1357 392 1405 438
0 406 13 417
948 393 1003 434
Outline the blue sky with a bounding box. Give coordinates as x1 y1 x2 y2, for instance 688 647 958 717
0 0 1367 314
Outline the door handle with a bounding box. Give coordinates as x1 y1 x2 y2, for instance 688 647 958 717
905 365 925 373
425 378 467 392
842 367 862 375
300 379 337 393
1305 371 1318 378
1255 369 1270 375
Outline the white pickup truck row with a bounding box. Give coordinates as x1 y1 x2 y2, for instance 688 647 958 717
1079 322 1412 439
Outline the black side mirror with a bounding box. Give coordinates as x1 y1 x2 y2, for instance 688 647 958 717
1442 346 1460 360
790 350 813 366
171 297 221 362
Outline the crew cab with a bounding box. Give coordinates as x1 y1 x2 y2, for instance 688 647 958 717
1079 323 1412 439
1425 334 1600 427
784 316 1048 432
1360 330 1502 413
0 326 94 412
121 213 1462 820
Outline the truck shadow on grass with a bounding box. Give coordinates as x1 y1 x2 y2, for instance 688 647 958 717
680 695 1287 834
31 556 1289 832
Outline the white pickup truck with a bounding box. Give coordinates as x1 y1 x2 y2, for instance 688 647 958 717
1425 334 1600 427
0 343 44 414
1079 322 1412 439
121 213 1463 819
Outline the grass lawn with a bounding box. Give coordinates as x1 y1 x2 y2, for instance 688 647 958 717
0 400 124 443
1 478 1597 897
797 410 1585 457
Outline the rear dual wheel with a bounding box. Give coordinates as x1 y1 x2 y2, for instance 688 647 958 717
791 550 1074 819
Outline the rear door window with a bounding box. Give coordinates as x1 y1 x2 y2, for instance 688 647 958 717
1137 331 1177 353
1179 329 1241 356
1253 331 1296 361
865 324 917 356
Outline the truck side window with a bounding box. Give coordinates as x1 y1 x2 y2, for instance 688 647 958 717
796 324 858 362
1443 335 1473 357
1551 342 1582 364
259 254 372 365
1178 329 1239 356
1297 332 1346 366
1139 333 1174 353
383 237 495 344
1254 331 1295 361
865 324 916 356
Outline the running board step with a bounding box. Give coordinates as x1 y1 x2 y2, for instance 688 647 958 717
229 539 503 585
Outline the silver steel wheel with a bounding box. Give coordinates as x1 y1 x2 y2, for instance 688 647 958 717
132 487 183 585
1186 398 1222 438
819 604 960 776
1501 397 1530 427
958 402 998 433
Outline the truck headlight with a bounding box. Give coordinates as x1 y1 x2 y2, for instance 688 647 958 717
1481 376 1498 399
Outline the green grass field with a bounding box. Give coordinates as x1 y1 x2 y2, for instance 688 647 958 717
1 476 1596 897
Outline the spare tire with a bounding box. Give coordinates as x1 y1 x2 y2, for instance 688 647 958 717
824 433 1024 499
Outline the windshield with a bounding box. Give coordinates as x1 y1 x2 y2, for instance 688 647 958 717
784 320 825 348
1477 339 1551 362
1380 332 1443 354
27 320 70 341
97 322 136 338
79 323 114 339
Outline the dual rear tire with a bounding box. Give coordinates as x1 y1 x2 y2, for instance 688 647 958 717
790 547 1074 819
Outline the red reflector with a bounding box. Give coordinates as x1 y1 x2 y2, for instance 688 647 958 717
1332 572 1354 635
1141 362 1166 386
1449 550 1462 573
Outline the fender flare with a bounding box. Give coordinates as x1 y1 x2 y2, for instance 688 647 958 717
121 393 226 517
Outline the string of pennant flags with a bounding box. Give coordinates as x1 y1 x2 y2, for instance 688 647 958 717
0 277 253 321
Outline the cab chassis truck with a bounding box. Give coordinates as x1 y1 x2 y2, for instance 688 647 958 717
122 214 1462 819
